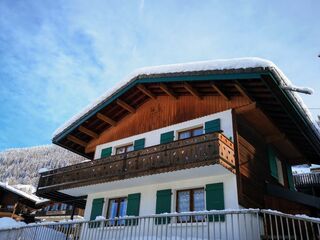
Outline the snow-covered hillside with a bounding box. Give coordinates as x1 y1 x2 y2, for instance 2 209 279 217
0 145 86 187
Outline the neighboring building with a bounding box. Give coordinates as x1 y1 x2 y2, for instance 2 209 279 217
294 167 320 198
34 200 84 222
36 58 320 224
0 182 43 223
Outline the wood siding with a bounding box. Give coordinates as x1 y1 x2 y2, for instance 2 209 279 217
235 114 313 214
86 95 250 153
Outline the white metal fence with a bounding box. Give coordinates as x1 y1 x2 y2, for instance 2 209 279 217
0 209 319 240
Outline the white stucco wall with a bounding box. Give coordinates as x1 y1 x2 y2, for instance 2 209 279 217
83 166 239 220
94 110 233 159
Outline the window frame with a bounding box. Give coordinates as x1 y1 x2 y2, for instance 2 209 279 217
178 127 204 140
176 187 205 222
106 197 128 225
115 144 134 155
275 156 285 186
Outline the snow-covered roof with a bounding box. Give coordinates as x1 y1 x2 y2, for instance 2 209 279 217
0 182 46 204
52 57 319 144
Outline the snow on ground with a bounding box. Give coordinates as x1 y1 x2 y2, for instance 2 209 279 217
53 57 319 142
0 217 26 230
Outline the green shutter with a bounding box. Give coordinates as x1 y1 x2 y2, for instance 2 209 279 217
205 183 225 222
126 193 141 225
160 131 174 144
134 138 145 151
155 189 172 224
286 164 294 191
101 147 112 158
205 119 221 133
268 147 278 179
89 198 104 228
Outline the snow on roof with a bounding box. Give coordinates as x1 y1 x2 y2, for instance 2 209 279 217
53 57 320 139
0 182 46 204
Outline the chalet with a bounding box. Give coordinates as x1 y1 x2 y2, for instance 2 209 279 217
0 182 43 223
36 57 320 226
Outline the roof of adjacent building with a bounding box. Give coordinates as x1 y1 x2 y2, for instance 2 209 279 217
0 182 46 204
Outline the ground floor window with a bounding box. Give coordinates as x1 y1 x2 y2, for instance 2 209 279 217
176 188 205 222
107 197 127 225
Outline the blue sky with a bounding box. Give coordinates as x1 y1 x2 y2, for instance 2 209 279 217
0 0 319 151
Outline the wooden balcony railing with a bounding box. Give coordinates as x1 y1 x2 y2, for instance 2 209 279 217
37 132 234 195
294 172 320 187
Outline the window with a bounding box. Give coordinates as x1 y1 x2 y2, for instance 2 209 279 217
60 203 67 211
107 197 128 225
176 188 205 222
178 127 203 140
116 144 134 154
51 203 59 211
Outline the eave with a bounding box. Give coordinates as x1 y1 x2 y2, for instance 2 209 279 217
52 67 320 163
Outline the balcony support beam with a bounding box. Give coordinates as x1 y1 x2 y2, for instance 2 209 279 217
235 102 257 114
97 113 117 126
183 82 202 100
78 126 99 139
234 82 254 102
159 83 178 99
137 84 156 99
211 83 229 101
116 99 136 113
67 135 87 147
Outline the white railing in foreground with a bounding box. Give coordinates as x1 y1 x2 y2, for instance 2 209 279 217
0 209 319 240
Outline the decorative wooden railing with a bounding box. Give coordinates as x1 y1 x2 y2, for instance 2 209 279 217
293 172 320 187
37 132 234 194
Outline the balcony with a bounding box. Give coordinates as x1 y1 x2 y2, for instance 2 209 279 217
35 208 83 217
37 132 235 199
294 172 320 188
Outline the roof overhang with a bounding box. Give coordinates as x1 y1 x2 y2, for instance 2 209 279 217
52 62 320 163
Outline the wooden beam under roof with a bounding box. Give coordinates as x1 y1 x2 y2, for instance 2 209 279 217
116 99 136 113
234 81 254 102
266 133 287 144
96 113 117 126
183 82 202 100
235 102 257 114
211 83 229 101
67 135 87 147
159 83 178 99
136 84 156 99
78 126 99 139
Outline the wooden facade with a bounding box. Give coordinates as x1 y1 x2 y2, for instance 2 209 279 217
86 95 249 153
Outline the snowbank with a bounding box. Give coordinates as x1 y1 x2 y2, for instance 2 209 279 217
0 217 26 230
